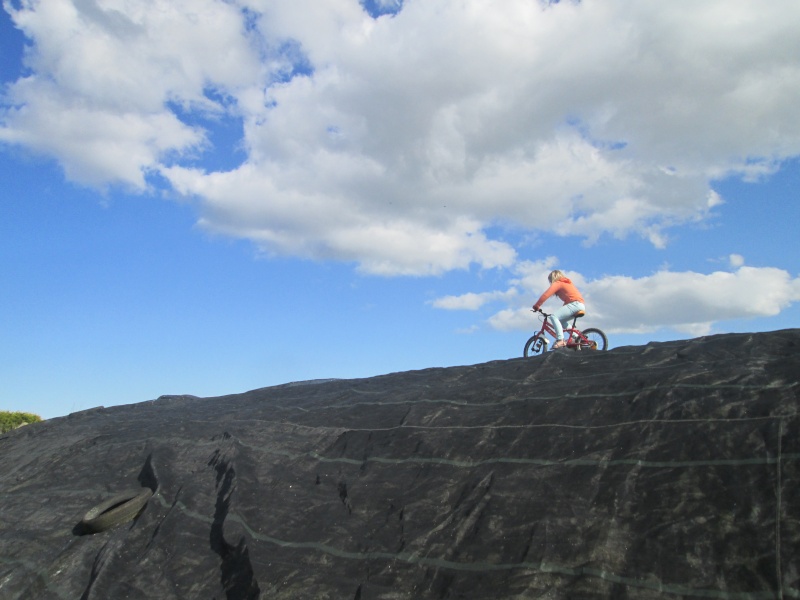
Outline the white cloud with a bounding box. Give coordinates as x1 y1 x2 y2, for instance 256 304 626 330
1 84 204 187
584 266 800 334
455 324 480 335
432 289 518 311
2 0 800 273
455 259 800 335
164 162 517 275
1 0 263 188
728 254 745 268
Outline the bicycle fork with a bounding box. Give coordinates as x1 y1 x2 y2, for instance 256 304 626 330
537 333 550 348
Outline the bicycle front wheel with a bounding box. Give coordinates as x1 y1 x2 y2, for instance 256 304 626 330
580 328 608 351
524 334 547 357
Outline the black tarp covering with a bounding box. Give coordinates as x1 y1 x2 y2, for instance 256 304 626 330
1 330 798 599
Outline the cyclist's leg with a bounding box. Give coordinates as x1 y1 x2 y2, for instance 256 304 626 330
551 302 584 341
547 313 565 341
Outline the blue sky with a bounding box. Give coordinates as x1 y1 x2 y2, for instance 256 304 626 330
2 0 799 419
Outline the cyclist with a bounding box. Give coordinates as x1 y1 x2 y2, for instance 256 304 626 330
532 270 586 349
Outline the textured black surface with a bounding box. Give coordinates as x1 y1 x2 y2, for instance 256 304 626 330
1 330 799 599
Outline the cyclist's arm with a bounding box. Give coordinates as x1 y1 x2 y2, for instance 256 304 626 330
532 282 558 311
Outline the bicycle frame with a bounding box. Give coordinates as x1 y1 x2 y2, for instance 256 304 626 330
524 308 607 356
533 311 590 349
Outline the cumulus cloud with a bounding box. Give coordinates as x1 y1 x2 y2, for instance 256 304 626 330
583 266 800 335
437 258 800 335
431 289 518 311
728 253 745 268
1 0 263 187
2 0 800 273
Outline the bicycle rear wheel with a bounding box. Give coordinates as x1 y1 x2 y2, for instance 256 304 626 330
580 328 608 351
524 334 547 357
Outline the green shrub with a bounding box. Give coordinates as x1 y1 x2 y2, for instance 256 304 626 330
0 411 43 433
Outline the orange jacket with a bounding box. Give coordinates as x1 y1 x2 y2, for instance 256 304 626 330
533 278 585 310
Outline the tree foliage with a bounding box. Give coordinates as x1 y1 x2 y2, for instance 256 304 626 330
0 411 42 433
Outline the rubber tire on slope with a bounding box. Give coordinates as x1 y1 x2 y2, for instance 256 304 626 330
523 335 547 357
580 328 608 351
80 488 153 534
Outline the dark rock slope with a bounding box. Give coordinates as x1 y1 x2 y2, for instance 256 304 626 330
1 330 799 599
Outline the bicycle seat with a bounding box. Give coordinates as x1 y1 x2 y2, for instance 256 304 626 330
573 310 585 318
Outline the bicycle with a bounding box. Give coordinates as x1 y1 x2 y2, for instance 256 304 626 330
523 308 608 357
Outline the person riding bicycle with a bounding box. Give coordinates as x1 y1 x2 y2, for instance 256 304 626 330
532 270 586 349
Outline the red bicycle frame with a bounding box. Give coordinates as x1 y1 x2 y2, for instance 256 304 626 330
524 309 607 356
534 310 589 349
